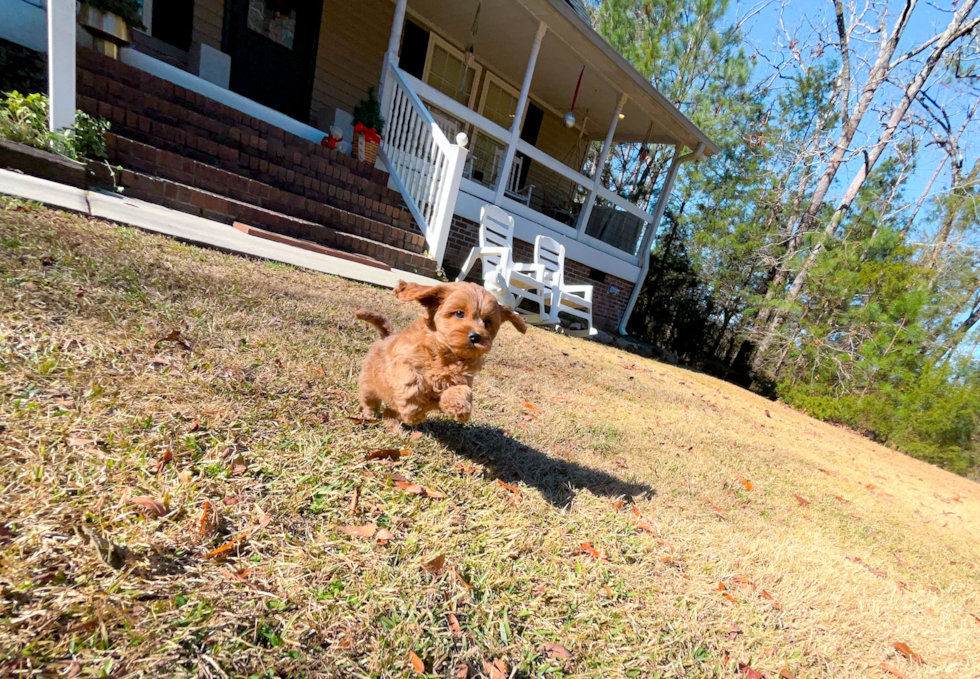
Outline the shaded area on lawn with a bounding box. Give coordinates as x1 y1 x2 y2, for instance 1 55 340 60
423 421 655 508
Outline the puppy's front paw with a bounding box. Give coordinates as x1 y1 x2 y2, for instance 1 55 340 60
440 385 472 422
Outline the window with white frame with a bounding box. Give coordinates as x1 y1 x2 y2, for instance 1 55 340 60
423 35 480 108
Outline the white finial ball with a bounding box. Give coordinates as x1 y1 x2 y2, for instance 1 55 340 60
456 132 469 148
563 112 576 129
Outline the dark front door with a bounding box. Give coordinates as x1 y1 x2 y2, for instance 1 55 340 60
225 0 324 121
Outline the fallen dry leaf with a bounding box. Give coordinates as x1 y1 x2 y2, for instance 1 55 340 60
204 530 251 559
230 456 247 476
451 567 473 589
349 485 360 513
447 612 462 636
375 528 394 545
605 583 613 598
496 479 520 494
542 642 572 660
422 554 446 574
779 669 797 679
737 476 753 491
792 493 811 506
760 589 783 610
409 431 423 442
258 513 271 528
340 524 377 538
636 519 655 533
579 542 607 561
408 651 424 674
893 642 924 664
738 663 764 679
456 664 469 678
613 499 624 510
346 416 379 425
154 329 191 350
68 437 95 448
156 447 174 474
484 659 509 679
131 496 167 518
394 480 425 495
522 402 542 414
846 555 887 577
198 500 214 535
879 663 911 679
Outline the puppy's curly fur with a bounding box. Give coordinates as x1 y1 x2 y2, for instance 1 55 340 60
356 281 526 430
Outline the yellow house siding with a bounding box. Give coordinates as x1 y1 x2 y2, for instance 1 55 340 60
193 0 224 51
309 0 393 128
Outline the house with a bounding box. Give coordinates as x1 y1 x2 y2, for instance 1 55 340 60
1 0 718 333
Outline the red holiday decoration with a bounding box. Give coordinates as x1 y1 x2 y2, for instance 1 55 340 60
353 122 381 144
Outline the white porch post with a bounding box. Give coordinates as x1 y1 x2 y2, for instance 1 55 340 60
493 20 547 205
379 0 408 108
618 142 704 335
576 92 628 237
47 0 76 132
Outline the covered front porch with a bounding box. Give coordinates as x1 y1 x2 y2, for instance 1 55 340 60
373 0 717 330
27 0 716 332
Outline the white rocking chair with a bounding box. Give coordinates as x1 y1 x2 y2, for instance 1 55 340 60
455 205 548 318
526 235 597 337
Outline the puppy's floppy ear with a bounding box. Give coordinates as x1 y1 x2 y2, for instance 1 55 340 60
394 281 447 309
499 306 527 334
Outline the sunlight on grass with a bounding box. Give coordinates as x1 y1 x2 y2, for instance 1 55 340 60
1 203 978 678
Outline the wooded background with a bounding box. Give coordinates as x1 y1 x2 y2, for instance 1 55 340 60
587 0 980 475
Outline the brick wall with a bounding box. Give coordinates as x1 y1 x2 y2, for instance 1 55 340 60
75 49 415 230
443 216 635 333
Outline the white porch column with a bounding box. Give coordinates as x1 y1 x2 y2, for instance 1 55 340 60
576 92 628 237
47 0 76 132
386 0 408 66
618 143 704 335
493 20 547 205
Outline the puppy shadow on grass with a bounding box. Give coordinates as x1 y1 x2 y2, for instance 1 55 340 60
422 421 655 508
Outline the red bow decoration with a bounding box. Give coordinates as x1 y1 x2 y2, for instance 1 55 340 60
321 135 338 150
353 122 381 144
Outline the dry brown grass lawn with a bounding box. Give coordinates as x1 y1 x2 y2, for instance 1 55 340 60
1 199 979 679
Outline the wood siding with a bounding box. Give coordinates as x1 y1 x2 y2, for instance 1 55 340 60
309 0 393 128
193 0 224 51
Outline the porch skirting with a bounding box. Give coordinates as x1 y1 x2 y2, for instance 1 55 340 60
444 215 634 333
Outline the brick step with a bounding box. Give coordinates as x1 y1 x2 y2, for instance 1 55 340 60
104 134 428 257
89 163 438 278
76 49 409 223
231 222 390 271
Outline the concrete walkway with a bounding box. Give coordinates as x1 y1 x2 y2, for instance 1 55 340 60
0 169 439 289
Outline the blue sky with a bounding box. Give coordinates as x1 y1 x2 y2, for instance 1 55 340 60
727 0 979 241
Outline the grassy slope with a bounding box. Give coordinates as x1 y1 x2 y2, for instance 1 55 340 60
0 200 978 679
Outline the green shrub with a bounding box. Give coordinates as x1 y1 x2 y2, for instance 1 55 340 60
352 87 385 135
0 91 109 160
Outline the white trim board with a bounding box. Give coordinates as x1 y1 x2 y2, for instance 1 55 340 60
120 48 327 145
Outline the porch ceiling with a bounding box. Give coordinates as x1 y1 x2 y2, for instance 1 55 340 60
403 0 719 153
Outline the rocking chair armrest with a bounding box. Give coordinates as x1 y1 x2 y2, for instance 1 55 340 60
512 262 545 278
561 284 593 302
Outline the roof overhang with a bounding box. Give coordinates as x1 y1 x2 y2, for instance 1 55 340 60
403 0 719 152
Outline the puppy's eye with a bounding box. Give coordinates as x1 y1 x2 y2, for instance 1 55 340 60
453 310 465 319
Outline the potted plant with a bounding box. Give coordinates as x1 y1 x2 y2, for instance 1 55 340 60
78 0 145 59
351 87 384 164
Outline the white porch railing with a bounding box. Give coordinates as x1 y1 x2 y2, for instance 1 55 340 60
378 59 468 269
397 71 657 264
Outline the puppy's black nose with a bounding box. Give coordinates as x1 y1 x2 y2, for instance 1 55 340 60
468 332 482 344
